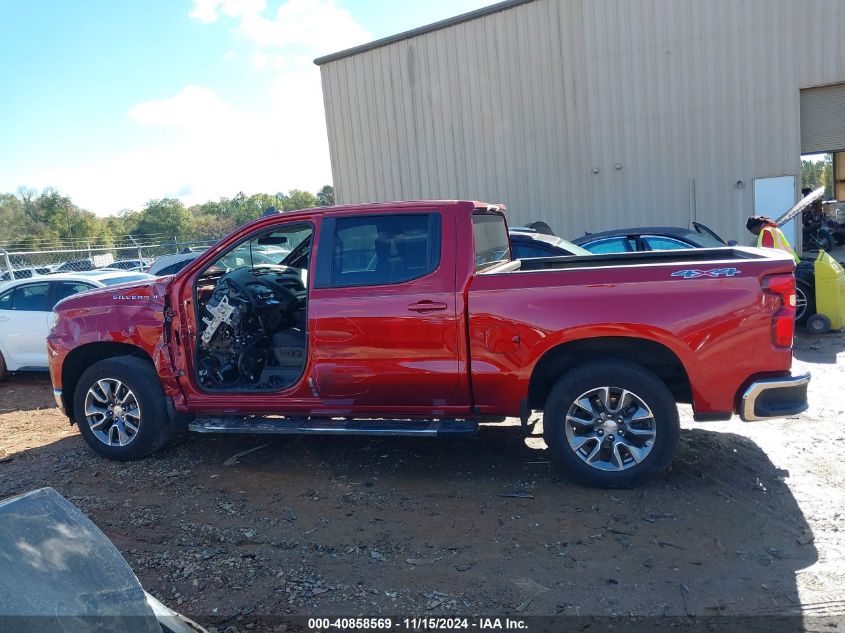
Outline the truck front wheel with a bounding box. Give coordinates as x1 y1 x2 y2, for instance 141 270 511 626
73 356 172 460
543 360 679 488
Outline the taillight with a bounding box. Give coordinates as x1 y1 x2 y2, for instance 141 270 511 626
762 273 796 348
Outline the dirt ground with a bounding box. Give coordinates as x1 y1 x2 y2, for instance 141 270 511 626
1 331 844 631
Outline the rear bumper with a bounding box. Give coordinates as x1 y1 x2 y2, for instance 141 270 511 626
740 373 810 421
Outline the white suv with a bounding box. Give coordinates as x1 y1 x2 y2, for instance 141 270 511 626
0 271 154 379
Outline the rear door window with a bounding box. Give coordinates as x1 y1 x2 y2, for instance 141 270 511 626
584 237 631 254
328 213 441 287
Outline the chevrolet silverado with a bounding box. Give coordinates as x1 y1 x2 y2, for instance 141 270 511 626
46 201 810 487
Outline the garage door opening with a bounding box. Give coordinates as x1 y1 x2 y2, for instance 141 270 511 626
800 84 845 250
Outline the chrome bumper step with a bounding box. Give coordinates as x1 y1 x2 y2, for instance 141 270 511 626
740 373 811 421
189 416 478 437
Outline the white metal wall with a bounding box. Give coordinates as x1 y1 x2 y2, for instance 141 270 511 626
319 0 845 242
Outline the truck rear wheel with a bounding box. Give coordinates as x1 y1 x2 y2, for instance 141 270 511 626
73 356 172 460
543 360 679 488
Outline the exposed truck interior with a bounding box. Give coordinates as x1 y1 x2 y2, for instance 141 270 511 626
194 223 312 392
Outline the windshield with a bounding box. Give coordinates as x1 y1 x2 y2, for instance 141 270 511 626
547 236 592 256
472 213 510 270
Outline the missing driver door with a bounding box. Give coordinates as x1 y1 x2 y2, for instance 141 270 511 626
188 221 314 395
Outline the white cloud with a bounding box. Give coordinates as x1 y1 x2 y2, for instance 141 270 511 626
190 0 370 56
251 50 271 69
31 78 331 214
129 86 239 133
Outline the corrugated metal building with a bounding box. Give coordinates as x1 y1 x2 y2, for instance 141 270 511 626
315 0 845 242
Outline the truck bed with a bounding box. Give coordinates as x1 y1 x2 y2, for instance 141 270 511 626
507 247 785 273
468 245 796 417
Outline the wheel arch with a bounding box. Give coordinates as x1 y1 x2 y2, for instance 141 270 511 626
527 336 692 410
61 342 155 420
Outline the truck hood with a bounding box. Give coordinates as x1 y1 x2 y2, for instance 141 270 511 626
54 277 171 313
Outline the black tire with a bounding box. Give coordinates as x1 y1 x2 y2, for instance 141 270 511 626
543 359 680 488
0 351 8 382
806 313 831 335
73 356 172 460
795 280 816 327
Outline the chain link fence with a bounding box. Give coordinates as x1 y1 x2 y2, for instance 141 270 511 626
0 236 222 282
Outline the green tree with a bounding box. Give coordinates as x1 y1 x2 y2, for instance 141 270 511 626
0 193 37 248
281 189 317 211
136 198 194 240
316 185 335 207
192 213 237 240
802 155 833 198
0 183 342 250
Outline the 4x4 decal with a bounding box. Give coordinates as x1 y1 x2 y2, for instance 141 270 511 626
671 268 740 279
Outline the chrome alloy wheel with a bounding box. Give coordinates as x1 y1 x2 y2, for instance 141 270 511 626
83 378 142 447
564 386 656 471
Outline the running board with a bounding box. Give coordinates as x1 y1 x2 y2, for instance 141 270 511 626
189 416 478 437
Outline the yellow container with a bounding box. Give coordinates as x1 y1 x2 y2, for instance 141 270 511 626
813 251 845 331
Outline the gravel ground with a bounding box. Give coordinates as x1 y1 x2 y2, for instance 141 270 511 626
0 331 843 632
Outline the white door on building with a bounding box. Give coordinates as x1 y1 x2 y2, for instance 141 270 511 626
753 176 798 250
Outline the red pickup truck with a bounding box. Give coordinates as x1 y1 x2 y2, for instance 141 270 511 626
46 201 809 487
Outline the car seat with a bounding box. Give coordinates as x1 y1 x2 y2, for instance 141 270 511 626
373 233 407 282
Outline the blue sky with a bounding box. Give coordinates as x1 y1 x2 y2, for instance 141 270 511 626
0 0 492 215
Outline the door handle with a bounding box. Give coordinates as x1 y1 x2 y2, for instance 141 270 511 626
408 301 448 313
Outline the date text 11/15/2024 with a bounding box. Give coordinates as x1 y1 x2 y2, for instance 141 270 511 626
307 617 528 630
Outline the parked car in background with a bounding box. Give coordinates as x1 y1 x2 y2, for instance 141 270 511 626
147 246 289 277
0 266 54 282
108 258 152 272
572 223 735 253
54 258 97 272
572 223 817 325
147 251 204 276
0 270 155 379
509 227 591 258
